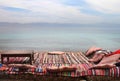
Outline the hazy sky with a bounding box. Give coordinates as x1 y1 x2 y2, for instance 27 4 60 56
0 0 120 24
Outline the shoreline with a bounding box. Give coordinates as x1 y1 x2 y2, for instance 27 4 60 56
0 47 118 52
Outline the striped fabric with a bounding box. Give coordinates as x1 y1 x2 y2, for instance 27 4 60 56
34 52 89 65
46 65 120 77
3 57 30 64
34 52 120 77
34 51 92 75
7 66 35 75
1 51 120 77
110 67 120 77
79 68 110 76
75 66 120 77
53 63 93 77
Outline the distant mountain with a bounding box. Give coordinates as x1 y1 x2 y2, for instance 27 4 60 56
0 22 86 27
0 22 119 27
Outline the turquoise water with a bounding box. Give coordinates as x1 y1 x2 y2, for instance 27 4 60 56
0 26 120 51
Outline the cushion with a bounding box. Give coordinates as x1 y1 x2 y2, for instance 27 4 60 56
88 53 105 63
60 65 77 72
46 66 60 73
112 49 120 54
99 54 120 64
48 51 65 55
90 54 120 69
8 64 36 72
47 65 77 73
90 64 116 69
106 49 120 56
86 46 102 56
8 64 36 68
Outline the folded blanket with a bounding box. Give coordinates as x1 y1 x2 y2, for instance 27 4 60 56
8 64 36 68
90 64 116 69
46 64 77 73
48 51 65 55
86 46 102 56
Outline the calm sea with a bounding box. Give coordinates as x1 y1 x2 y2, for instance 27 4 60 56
0 26 120 51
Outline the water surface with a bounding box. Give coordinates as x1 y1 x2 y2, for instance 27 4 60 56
0 26 120 51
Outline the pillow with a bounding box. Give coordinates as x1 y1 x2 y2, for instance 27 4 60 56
60 65 77 72
90 54 120 69
86 46 102 56
48 51 65 55
90 64 116 69
8 64 36 68
99 54 120 64
112 49 120 54
8 64 36 72
47 65 77 73
47 66 60 73
88 53 105 63
8 64 22 67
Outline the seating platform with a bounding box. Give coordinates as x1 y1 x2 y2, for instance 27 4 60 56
1 50 34 65
0 51 120 81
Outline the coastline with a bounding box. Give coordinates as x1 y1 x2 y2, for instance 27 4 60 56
0 47 118 53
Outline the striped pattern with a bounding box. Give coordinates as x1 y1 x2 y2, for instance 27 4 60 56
110 67 120 77
34 51 89 65
34 51 91 75
75 66 120 77
34 52 120 77
3 57 30 64
7 66 35 75
79 68 110 76
45 66 120 77
0 51 120 77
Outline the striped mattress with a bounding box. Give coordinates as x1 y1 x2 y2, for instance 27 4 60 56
34 52 120 77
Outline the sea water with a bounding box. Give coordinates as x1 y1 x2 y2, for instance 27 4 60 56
0 25 120 51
